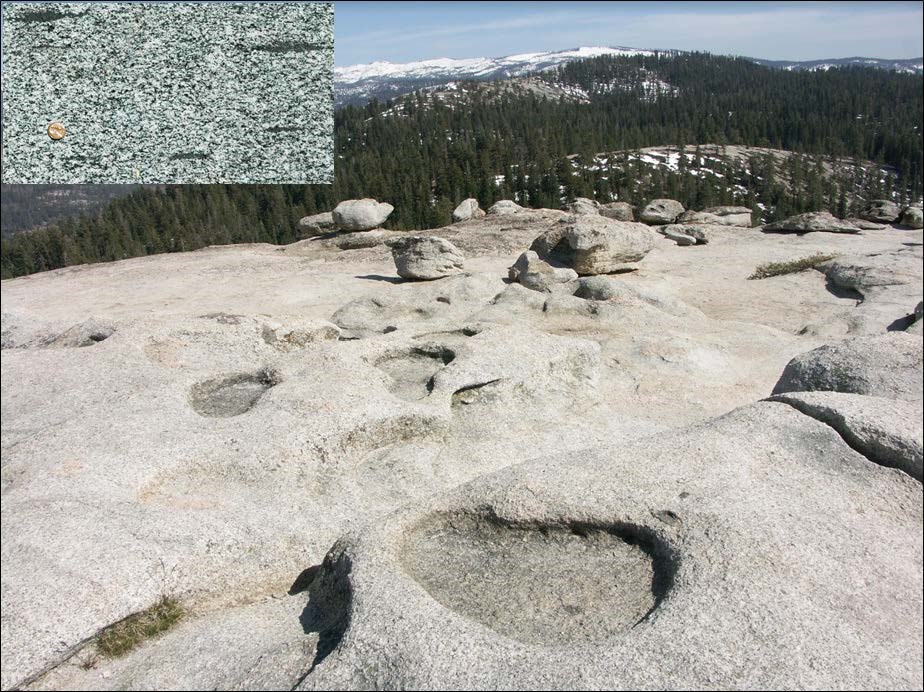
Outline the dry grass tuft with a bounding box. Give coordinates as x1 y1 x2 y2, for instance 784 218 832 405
748 253 837 280
96 596 185 658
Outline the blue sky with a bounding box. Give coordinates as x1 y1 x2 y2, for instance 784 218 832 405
335 1 924 65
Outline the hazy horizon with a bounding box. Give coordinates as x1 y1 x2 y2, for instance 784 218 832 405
335 1 924 66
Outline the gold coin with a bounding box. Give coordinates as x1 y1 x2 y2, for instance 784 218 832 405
47 122 66 140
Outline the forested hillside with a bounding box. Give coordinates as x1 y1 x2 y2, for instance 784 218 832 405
2 52 921 278
0 185 144 237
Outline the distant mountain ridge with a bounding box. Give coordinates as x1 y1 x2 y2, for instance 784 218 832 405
750 56 923 73
335 46 923 107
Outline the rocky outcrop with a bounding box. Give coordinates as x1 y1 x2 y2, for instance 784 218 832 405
300 400 923 690
261 319 340 352
387 236 464 280
843 218 888 230
529 216 654 275
639 199 684 225
486 200 524 216
659 227 696 245
763 211 860 234
599 202 634 221
2 200 922 691
332 198 394 231
507 251 578 293
297 211 337 237
769 391 923 480
452 198 485 223
658 224 709 246
565 197 600 215
906 302 924 335
677 206 752 227
900 205 923 229
860 200 902 223
772 332 923 401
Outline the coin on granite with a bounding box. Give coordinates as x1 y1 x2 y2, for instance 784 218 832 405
47 122 66 140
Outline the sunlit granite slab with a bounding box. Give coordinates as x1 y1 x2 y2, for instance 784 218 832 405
1 2 333 183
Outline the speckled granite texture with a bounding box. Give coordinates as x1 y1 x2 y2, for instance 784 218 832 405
1 2 333 183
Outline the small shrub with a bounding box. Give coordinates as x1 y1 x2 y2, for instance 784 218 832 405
748 253 837 280
96 596 185 658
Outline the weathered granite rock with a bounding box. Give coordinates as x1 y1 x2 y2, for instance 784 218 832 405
772 333 923 401
703 206 754 226
300 400 923 690
452 198 485 223
860 200 902 223
659 227 696 245
487 200 525 216
763 211 860 234
332 199 394 231
333 230 402 250
507 251 578 293
565 197 600 215
639 199 684 225
330 274 499 338
910 302 924 335
844 217 888 231
599 202 634 222
677 207 752 227
387 236 464 280
815 250 924 334
529 216 654 275
900 205 924 229
0 313 115 349
2 203 922 691
769 391 923 480
659 224 710 245
261 319 340 352
297 212 337 238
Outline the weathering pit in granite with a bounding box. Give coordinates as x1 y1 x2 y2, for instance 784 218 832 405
1 2 333 184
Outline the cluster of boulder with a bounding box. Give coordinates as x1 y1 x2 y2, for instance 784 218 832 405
300 194 923 284
859 199 923 229
763 201 923 234
505 214 657 296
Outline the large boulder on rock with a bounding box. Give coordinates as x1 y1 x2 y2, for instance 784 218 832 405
486 200 524 216
332 198 394 231
452 198 485 223
639 199 684 225
599 202 634 221
507 251 578 293
658 224 709 246
565 197 600 215
387 236 464 280
900 205 923 229
860 200 902 223
772 333 923 401
703 205 754 226
763 211 860 234
296 211 337 237
677 206 752 227
529 216 654 275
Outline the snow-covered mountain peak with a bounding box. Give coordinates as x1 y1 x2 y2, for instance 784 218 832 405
334 46 656 85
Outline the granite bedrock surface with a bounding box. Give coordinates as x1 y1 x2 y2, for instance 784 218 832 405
1 2 334 184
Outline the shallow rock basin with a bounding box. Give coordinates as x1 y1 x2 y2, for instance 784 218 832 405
189 369 280 417
400 512 675 645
